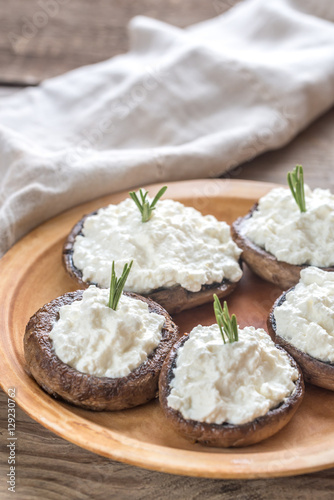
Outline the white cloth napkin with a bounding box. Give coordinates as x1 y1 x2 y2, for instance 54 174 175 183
1 0 334 256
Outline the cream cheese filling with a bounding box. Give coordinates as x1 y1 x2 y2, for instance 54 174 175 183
49 286 165 378
72 198 242 293
274 267 334 363
167 324 298 425
241 186 334 267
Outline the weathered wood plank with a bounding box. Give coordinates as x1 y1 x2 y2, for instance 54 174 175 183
1 0 225 85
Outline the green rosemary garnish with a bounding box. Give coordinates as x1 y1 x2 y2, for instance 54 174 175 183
213 294 238 344
108 260 133 311
129 186 167 222
287 165 306 213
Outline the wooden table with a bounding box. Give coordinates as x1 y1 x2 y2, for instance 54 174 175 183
1 1 334 498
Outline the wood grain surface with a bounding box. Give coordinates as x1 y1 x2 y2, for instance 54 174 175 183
1 0 234 85
1 0 334 498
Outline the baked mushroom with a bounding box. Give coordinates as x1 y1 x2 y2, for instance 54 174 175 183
268 267 334 391
231 166 334 289
63 187 243 314
24 268 179 410
159 297 304 447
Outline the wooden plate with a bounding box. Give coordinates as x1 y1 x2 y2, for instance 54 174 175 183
1 179 334 479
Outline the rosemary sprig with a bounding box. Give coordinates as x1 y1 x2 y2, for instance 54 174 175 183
129 186 167 222
108 260 133 311
213 294 238 344
287 165 306 213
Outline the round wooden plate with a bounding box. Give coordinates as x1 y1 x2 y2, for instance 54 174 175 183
1 179 334 479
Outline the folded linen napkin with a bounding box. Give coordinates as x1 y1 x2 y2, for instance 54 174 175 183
1 0 334 256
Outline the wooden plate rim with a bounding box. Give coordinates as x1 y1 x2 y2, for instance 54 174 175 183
1 179 333 479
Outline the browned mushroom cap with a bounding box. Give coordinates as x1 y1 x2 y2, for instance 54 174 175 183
159 334 304 448
24 291 179 411
231 204 334 290
268 291 334 391
63 210 242 314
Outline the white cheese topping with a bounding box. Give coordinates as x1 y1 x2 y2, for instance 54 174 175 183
72 198 242 293
241 186 334 267
274 267 334 363
167 324 298 425
49 286 165 378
